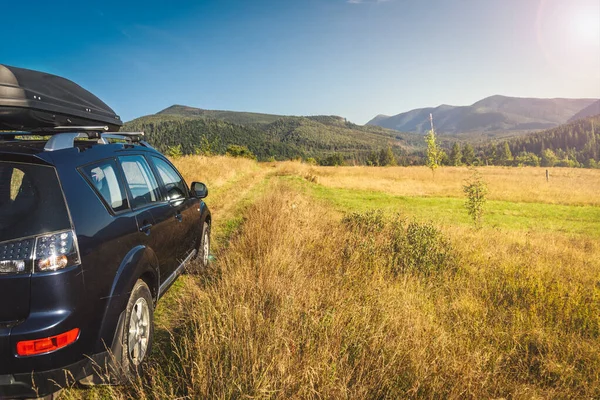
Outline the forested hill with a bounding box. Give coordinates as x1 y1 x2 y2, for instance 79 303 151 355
123 107 423 162
157 105 284 125
474 116 600 167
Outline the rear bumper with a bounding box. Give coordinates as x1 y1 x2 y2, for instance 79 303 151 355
0 353 105 399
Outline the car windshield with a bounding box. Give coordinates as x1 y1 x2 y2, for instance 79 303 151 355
0 161 71 243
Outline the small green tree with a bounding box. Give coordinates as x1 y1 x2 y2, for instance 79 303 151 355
515 151 541 167
462 143 475 166
439 149 449 166
541 149 558 167
366 151 379 166
167 144 183 158
379 146 397 166
500 142 513 166
195 136 214 156
226 144 256 159
450 142 463 166
463 169 488 228
319 153 345 166
425 114 442 177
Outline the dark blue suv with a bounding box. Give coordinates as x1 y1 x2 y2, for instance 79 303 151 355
0 130 211 398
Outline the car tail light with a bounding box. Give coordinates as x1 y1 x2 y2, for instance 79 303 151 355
0 230 80 275
34 230 79 272
16 328 80 356
0 238 34 275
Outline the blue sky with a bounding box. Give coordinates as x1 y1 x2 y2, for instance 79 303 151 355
1 0 599 124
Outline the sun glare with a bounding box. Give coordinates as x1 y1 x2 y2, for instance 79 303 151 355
570 11 600 45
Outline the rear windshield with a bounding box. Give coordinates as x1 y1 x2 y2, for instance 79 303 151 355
0 162 71 243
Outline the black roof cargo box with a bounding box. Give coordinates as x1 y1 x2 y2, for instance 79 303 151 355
0 64 122 131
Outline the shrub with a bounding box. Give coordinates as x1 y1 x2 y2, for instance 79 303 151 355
342 210 386 234
319 153 345 166
342 211 457 277
226 144 256 159
463 169 488 228
390 220 457 277
167 144 183 158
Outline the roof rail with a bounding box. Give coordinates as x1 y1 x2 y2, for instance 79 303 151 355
0 126 109 136
44 130 145 151
0 127 146 150
53 126 109 132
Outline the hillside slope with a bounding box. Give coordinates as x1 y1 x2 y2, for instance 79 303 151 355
124 106 423 162
368 95 597 136
157 105 285 125
569 100 600 122
474 115 600 167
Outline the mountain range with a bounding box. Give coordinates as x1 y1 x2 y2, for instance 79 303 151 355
124 95 600 165
367 95 598 139
124 106 424 162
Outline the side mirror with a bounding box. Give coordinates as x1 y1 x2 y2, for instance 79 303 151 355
191 182 208 199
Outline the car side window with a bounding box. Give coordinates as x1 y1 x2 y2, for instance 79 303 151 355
151 157 188 201
80 160 129 212
119 156 161 209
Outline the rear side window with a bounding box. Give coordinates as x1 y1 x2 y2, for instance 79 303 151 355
120 155 160 209
0 162 71 243
151 157 188 201
80 160 129 212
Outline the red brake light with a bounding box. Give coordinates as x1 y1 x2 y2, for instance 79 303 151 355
16 328 80 356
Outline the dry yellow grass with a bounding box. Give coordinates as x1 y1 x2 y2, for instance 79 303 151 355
61 157 600 399
117 181 600 399
171 155 259 192
276 162 600 206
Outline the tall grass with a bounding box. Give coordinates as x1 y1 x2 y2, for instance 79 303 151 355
59 158 600 399
119 182 600 399
171 155 259 192
275 162 600 206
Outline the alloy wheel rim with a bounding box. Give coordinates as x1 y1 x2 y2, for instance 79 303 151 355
128 297 150 366
203 232 210 265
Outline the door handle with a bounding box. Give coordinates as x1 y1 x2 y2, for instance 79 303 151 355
139 223 153 235
175 213 183 222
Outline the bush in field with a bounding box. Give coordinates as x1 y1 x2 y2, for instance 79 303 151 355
342 210 386 233
342 211 457 277
391 220 457 277
319 153 345 166
515 151 541 167
226 144 256 159
463 169 488 228
167 144 183 158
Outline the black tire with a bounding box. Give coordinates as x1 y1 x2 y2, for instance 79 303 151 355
189 222 210 274
113 279 154 381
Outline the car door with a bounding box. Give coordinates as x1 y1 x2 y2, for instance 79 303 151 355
118 155 184 285
149 156 200 260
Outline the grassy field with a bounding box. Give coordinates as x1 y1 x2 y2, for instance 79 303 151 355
64 158 600 399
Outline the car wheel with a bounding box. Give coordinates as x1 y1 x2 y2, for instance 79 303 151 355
114 279 154 380
199 222 211 268
189 222 210 274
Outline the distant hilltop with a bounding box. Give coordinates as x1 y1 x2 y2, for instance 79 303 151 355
367 95 599 135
